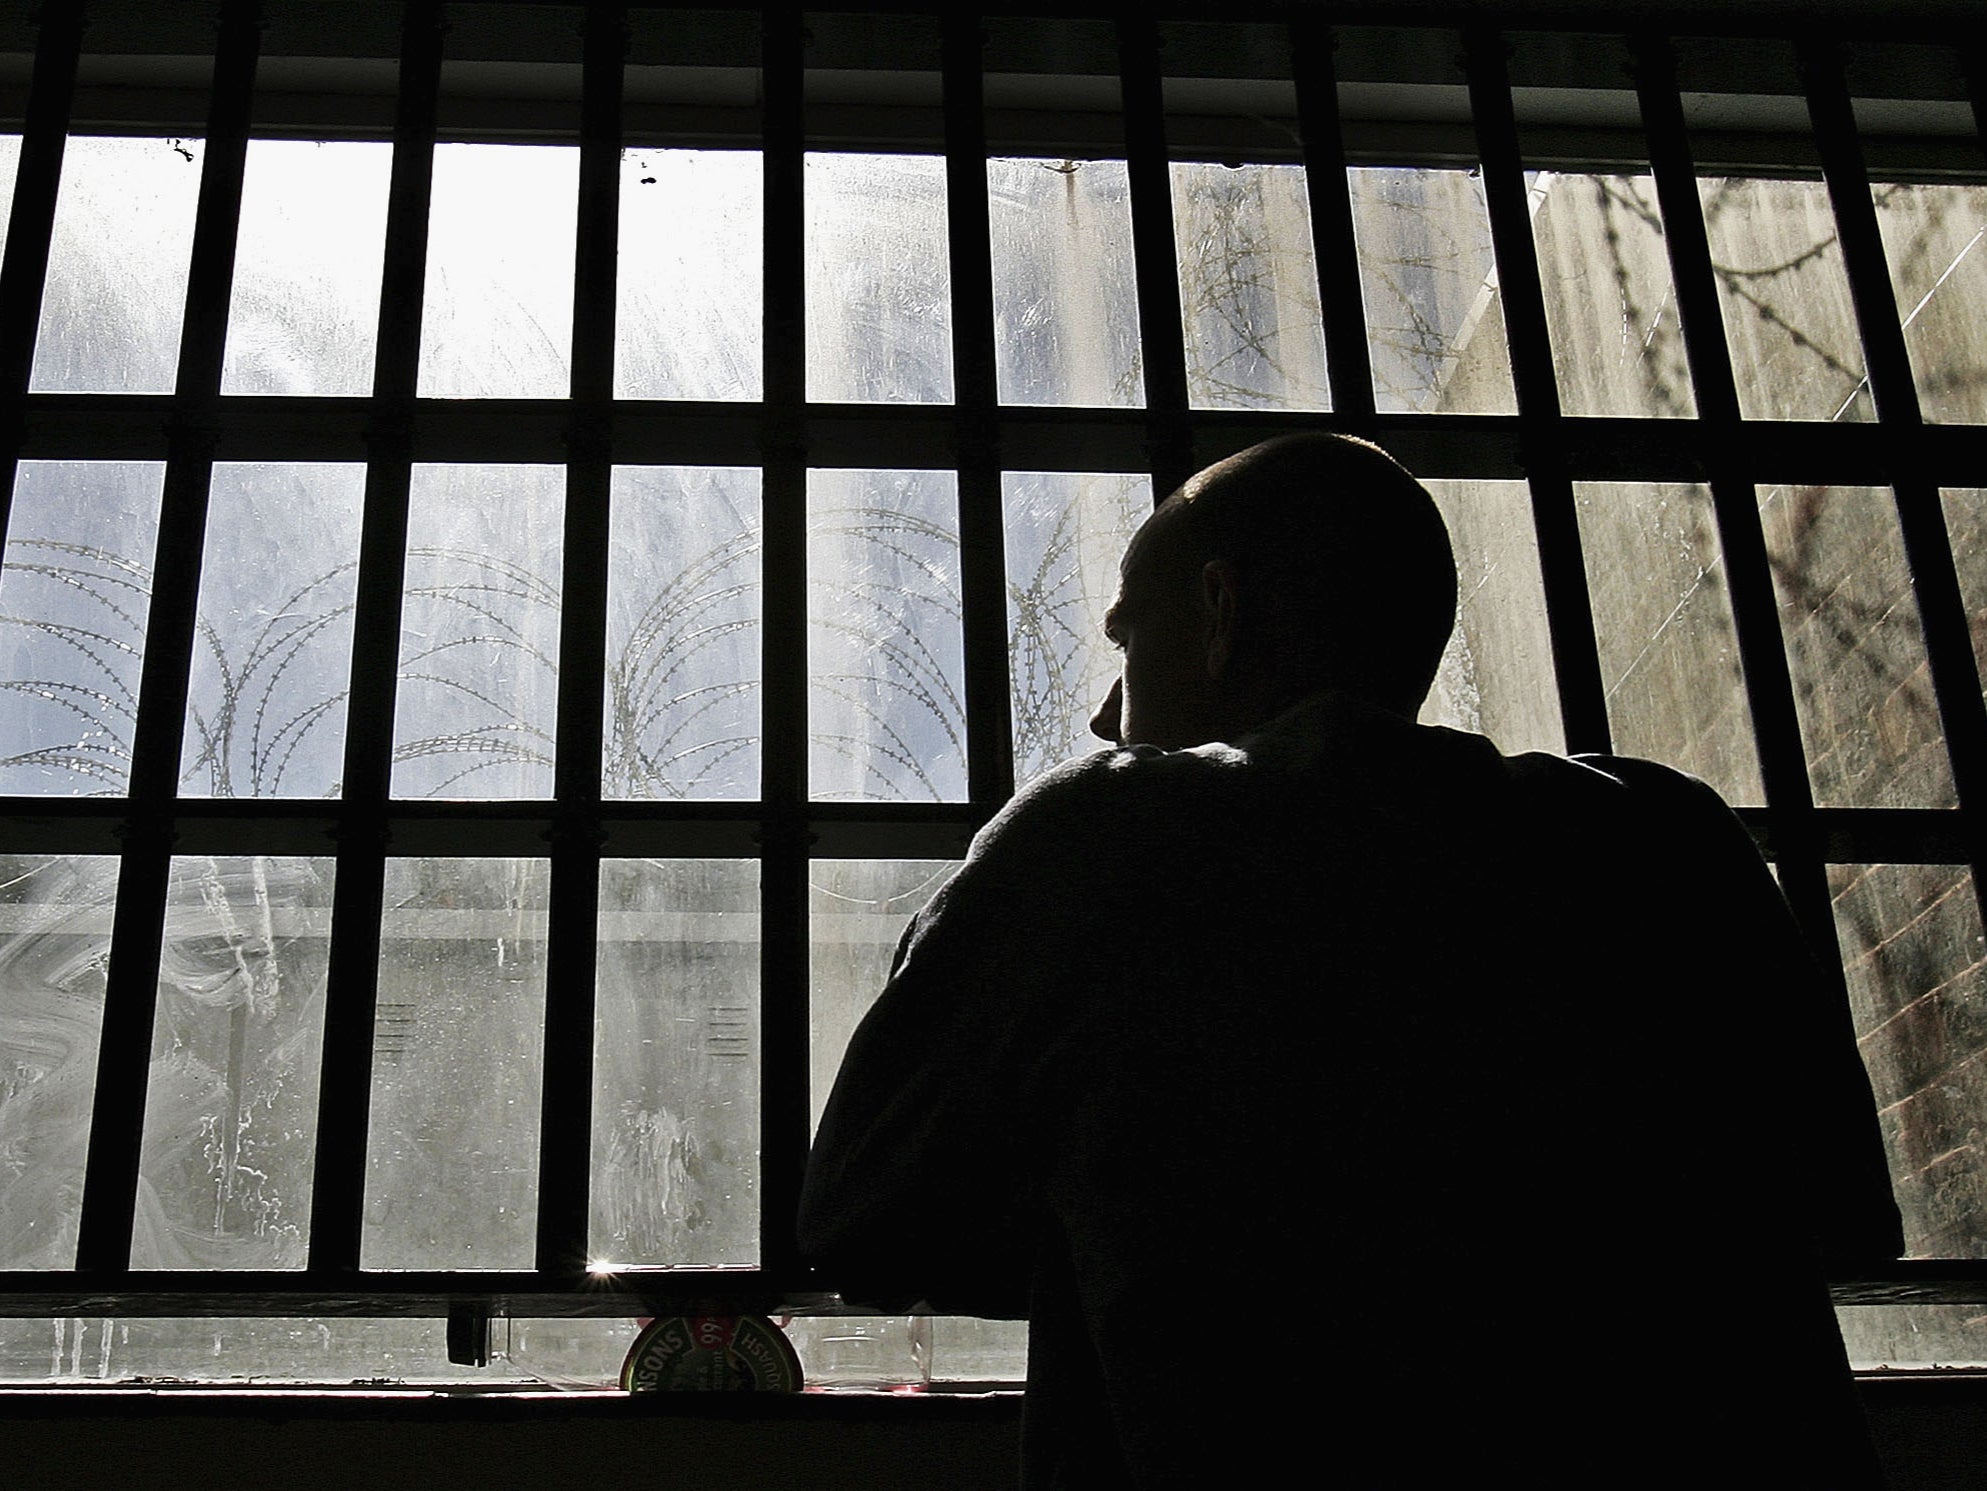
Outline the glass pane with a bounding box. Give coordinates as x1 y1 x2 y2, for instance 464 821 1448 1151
605 466 761 800
417 143 578 398
1532 172 1694 418
0 461 166 795
617 149 762 400
1830 863 1985 1256
30 136 203 393
1002 470 1150 784
1419 479 1563 756
1575 482 1765 805
180 463 365 798
989 157 1143 407
0 1316 516 1384
133 856 334 1271
0 854 120 1270
805 154 953 404
1699 177 1872 422
1346 166 1517 415
808 469 966 802
1945 487 1987 711
362 857 549 1270
1872 181 1987 425
1169 161 1328 411
1840 1304 1987 1369
220 140 391 396
1760 484 1955 808
808 860 956 1135
591 859 758 1269
392 464 563 800
0 133 19 258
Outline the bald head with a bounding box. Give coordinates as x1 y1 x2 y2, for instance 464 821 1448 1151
1097 435 1455 745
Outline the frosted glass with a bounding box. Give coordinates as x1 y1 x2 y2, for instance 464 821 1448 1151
604 465 761 800
0 854 120 1270
133 856 334 1270
1700 177 1872 422
1347 166 1517 415
392 465 563 800
362 857 549 1270
807 469 966 802
180 463 365 798
0 461 166 795
221 140 390 396
805 153 953 404
1419 479 1563 756
989 158 1144 407
30 136 203 393
1873 182 1987 425
1946 487 1987 717
1002 470 1150 783
1171 162 1328 411
1532 172 1694 418
617 149 762 400
417 143 577 398
590 858 759 1269
1575 482 1764 805
0 134 19 259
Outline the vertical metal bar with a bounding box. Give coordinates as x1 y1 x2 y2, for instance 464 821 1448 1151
1463 25 1610 756
1117 17 1193 498
943 14 1014 809
537 0 625 1276
757 2 809 1280
1289 13 1375 424
0 0 83 551
75 0 262 1275
1631 31 1839 962
309 0 445 1276
1802 38 1987 931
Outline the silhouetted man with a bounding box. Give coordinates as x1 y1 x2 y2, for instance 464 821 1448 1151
799 434 1901 1488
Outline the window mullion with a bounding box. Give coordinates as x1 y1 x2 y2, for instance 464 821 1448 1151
757 1 809 1282
1463 25 1610 756
307 0 446 1278
1117 16 1193 497
1290 14 1375 424
535 0 627 1279
944 13 1014 810
74 0 263 1277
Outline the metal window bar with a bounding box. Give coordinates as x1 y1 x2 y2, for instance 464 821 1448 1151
72 0 263 1277
1118 16 1193 497
1461 25 1611 757
1290 14 1375 425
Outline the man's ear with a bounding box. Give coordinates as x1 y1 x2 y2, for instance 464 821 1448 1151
1200 559 1240 679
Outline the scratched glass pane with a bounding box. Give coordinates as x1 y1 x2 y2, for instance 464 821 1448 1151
0 461 165 795
1170 162 1328 411
1002 471 1151 783
1872 182 1987 425
1419 480 1563 756
362 857 549 1270
1532 173 1694 418
417 143 578 398
0 855 119 1270
30 136 203 393
1574 482 1765 806
590 858 759 1269
131 856 334 1271
179 463 364 798
1946 488 1987 716
392 465 563 800
1346 167 1517 415
220 140 391 396
808 860 957 1136
1830 863 1985 1256
605 466 761 800
806 153 953 403
989 158 1144 407
808 470 966 802
0 134 19 257
1699 177 1872 422
1760 484 1955 807
617 149 762 400
0 1316 517 1383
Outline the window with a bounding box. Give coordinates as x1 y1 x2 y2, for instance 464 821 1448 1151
2 1 1986 1386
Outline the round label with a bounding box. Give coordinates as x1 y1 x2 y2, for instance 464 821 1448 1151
619 1315 803 1393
